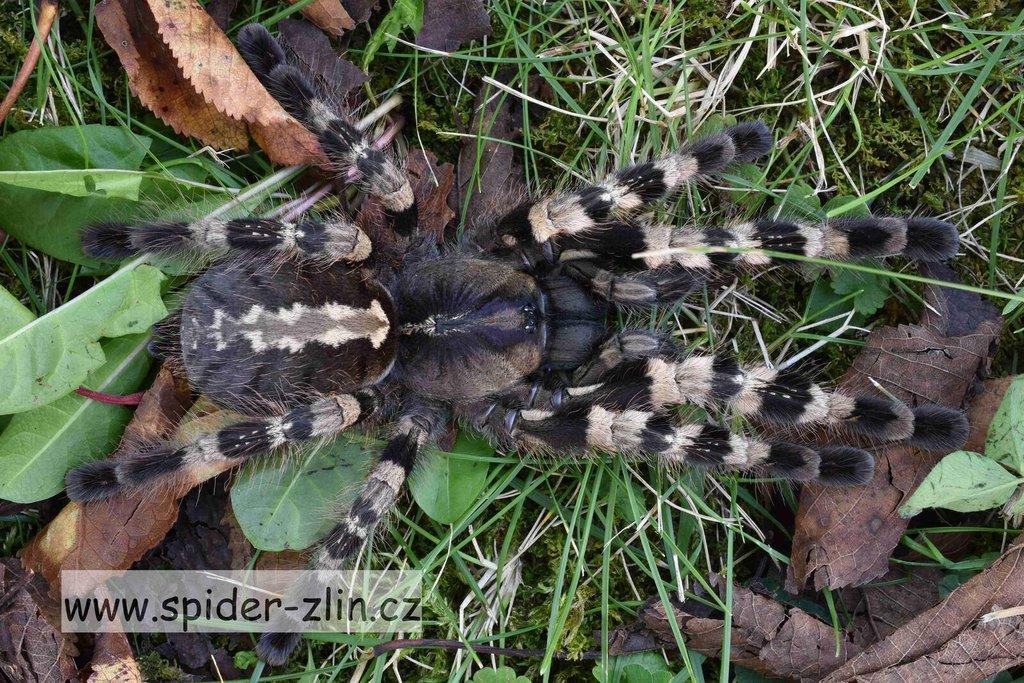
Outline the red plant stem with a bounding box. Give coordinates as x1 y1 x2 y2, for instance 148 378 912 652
75 387 145 406
0 0 59 125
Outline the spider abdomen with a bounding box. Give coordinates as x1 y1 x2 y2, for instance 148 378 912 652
180 259 397 412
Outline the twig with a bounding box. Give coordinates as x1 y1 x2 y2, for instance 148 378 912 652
75 387 145 406
0 0 60 125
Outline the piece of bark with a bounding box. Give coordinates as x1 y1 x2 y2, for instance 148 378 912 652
824 536 1024 682
788 263 1002 592
416 0 491 52
289 0 355 36
452 73 525 228
278 18 366 103
0 559 77 683
20 365 197 596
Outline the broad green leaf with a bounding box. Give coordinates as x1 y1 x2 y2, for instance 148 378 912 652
0 261 166 415
900 450 1020 517
592 652 689 683
829 266 891 316
804 277 866 333
985 375 1024 475
0 334 153 503
409 431 492 524
363 0 423 68
470 667 531 683
0 285 35 335
231 435 374 551
0 125 151 263
0 169 146 200
775 182 820 220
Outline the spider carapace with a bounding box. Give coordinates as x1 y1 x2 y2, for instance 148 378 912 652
66 24 969 666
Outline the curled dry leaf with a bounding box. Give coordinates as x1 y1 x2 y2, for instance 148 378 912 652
610 584 861 683
0 559 77 683
86 632 141 683
21 365 197 593
788 263 1001 592
289 0 355 36
823 537 1024 682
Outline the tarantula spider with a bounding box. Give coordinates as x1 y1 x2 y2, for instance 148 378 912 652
66 24 968 665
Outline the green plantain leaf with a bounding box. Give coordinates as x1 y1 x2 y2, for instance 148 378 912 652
0 168 146 199
985 375 1024 475
230 435 374 551
0 260 166 415
900 450 1020 518
0 334 153 503
409 431 492 524
0 125 151 264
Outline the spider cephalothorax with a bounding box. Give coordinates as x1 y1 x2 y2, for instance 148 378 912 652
66 23 968 666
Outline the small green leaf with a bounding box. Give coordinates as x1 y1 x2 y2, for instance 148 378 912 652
804 277 866 332
985 375 1024 475
0 168 146 200
409 431 492 524
900 450 1020 518
230 435 374 551
829 265 891 316
592 652 683 683
470 666 531 683
775 182 820 220
363 0 423 68
0 125 151 264
0 334 153 503
0 262 166 415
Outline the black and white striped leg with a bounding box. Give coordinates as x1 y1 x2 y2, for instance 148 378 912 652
81 216 372 262
574 354 969 451
561 259 707 306
557 214 960 271
481 401 872 486
492 122 773 247
238 24 417 236
255 408 442 666
65 392 378 502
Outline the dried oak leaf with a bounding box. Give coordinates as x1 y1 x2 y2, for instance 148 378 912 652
140 0 327 166
614 583 862 683
823 536 1024 682
788 263 1001 592
842 567 944 648
278 18 367 102
289 0 355 36
86 632 141 683
95 0 248 150
417 0 492 52
0 559 77 683
21 364 197 593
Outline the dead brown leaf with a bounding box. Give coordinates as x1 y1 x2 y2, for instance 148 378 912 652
341 0 379 23
95 0 249 150
278 18 367 103
824 537 1024 682
610 583 862 683
86 632 141 683
290 0 355 36
963 376 1015 453
452 74 525 228
21 365 195 592
843 567 944 648
788 263 1001 592
417 0 491 52
0 559 77 683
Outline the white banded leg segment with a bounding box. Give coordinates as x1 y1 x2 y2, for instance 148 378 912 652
494 121 773 245
508 404 871 484
562 260 706 306
81 217 372 261
65 393 376 502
